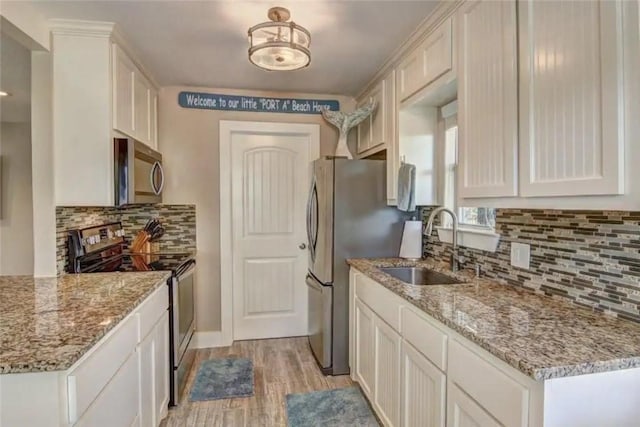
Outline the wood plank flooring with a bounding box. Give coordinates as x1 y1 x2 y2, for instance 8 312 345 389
160 337 354 427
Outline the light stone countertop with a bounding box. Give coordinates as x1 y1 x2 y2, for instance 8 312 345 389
347 258 640 381
0 272 171 374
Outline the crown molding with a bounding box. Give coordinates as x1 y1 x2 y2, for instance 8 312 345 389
47 19 159 88
48 19 115 38
355 0 464 100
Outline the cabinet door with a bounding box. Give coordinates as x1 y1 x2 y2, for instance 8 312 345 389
138 329 154 427
134 72 151 144
397 17 454 102
154 312 170 424
369 81 386 151
519 0 624 197
356 98 372 154
113 44 135 137
75 352 140 427
396 45 423 102
401 341 445 427
447 383 501 427
458 0 518 198
385 70 398 205
421 17 453 89
149 90 158 150
374 317 401 427
354 298 375 398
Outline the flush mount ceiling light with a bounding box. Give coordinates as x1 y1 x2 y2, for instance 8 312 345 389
248 6 311 71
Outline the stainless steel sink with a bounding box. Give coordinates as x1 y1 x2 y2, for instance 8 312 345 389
379 267 463 285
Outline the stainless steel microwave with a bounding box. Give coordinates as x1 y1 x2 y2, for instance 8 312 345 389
114 138 164 206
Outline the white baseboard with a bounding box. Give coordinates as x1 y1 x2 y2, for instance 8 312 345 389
190 331 231 349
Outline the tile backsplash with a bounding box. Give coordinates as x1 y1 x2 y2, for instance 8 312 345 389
56 204 196 274
422 208 640 323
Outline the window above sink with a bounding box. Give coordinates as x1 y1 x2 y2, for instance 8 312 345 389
430 100 500 252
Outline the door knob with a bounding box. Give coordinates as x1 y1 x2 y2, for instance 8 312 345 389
299 243 307 250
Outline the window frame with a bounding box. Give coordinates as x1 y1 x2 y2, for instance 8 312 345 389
437 101 495 231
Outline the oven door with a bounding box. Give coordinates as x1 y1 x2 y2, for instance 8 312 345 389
171 263 196 405
173 265 195 365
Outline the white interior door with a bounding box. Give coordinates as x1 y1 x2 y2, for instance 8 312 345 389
230 127 313 340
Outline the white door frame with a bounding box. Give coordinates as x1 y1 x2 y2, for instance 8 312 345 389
219 120 320 346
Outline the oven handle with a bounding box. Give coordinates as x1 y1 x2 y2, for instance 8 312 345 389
175 259 196 278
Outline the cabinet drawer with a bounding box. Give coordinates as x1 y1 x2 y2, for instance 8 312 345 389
67 314 138 424
138 284 168 341
401 306 447 371
75 351 140 427
355 273 402 332
449 339 529 427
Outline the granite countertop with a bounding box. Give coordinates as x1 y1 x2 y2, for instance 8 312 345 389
348 258 640 381
0 272 171 374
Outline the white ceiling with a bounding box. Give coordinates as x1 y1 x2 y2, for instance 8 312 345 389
0 33 31 123
27 0 440 95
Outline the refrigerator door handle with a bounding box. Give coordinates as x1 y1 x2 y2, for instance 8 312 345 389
311 183 319 255
306 176 317 262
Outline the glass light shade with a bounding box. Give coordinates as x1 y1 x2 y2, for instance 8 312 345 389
248 22 310 71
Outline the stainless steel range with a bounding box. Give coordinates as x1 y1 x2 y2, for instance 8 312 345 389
67 222 196 406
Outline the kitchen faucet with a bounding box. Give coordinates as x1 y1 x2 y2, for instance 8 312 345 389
424 207 464 272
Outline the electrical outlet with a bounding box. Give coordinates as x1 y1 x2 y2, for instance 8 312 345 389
510 242 530 269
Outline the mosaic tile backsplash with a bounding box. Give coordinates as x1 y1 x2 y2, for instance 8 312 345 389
56 205 196 274
422 208 640 323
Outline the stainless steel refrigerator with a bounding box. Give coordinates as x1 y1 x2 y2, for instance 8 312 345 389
305 157 412 375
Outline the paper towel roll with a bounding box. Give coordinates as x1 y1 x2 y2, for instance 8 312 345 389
399 220 423 259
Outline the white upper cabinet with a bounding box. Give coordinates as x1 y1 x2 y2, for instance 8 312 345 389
369 81 386 152
397 17 454 102
518 0 625 197
356 97 372 154
457 0 518 198
134 72 151 142
114 43 159 149
51 21 159 206
150 92 158 150
356 71 394 156
113 44 135 138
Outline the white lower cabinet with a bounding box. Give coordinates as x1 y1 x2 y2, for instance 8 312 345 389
373 317 401 427
355 297 376 397
153 314 170 421
139 326 155 427
139 305 170 427
75 351 140 427
401 341 446 427
351 267 531 427
447 383 500 427
0 283 170 427
350 266 640 427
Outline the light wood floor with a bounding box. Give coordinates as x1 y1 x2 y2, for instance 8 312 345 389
160 337 354 427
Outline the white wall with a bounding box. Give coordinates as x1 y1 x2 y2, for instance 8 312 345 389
0 30 35 275
0 123 34 275
0 3 50 51
159 85 354 332
1 9 56 277
31 51 56 277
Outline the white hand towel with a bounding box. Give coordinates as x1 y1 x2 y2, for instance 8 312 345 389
397 163 416 212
